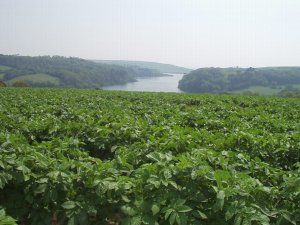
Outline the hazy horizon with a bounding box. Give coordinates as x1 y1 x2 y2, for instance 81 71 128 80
1 0 299 69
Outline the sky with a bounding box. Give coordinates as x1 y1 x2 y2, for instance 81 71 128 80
0 0 299 69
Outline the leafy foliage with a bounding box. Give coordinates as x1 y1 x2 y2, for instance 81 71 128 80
0 88 299 225
0 209 17 225
0 81 6 87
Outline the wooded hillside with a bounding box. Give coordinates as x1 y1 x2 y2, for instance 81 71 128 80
178 67 300 95
0 55 162 88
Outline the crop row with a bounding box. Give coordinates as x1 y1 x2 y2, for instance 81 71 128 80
0 88 299 225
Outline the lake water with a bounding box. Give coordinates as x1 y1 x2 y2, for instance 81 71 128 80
102 73 184 92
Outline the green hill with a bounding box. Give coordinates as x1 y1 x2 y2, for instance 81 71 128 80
0 55 162 88
94 60 192 74
178 67 300 95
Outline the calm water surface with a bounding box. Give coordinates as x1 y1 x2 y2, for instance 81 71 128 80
102 73 184 92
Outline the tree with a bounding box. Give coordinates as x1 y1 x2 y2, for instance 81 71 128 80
11 81 30 87
0 81 6 87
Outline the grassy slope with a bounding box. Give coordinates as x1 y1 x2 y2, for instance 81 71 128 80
293 84 300 89
233 85 300 96
0 65 11 71
0 66 10 80
232 86 283 95
94 60 192 74
7 73 60 85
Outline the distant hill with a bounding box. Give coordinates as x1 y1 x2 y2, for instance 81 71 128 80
93 60 192 74
178 67 300 95
0 55 162 88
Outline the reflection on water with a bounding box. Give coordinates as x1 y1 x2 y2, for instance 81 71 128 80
102 73 184 92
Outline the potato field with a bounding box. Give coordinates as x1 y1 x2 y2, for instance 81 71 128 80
0 88 299 225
